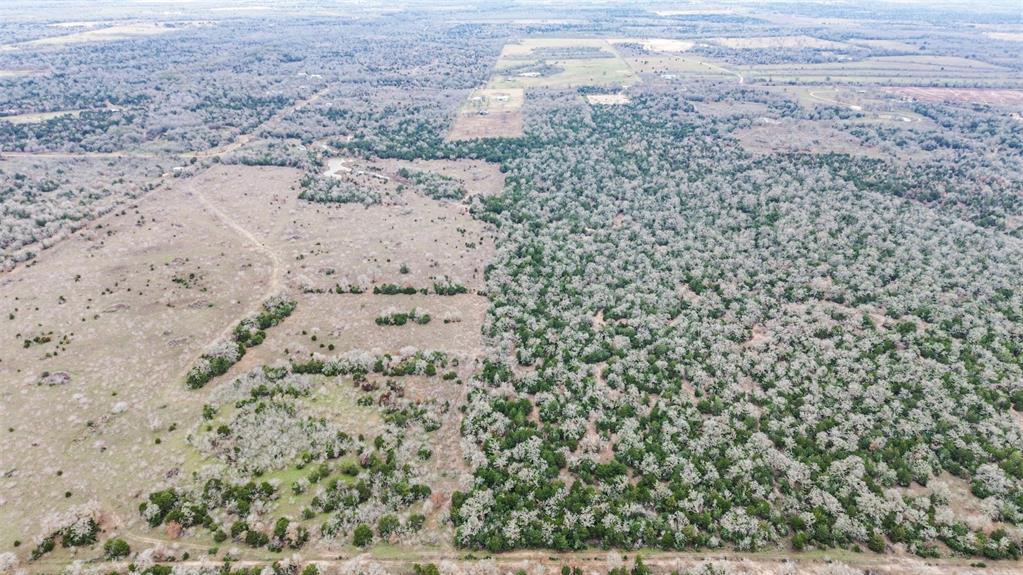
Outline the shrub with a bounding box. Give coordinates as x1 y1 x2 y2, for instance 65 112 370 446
104 538 131 559
352 524 373 547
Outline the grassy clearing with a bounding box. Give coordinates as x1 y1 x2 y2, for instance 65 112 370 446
0 110 85 124
22 23 191 47
745 55 1015 86
489 38 639 89
624 55 735 81
847 38 920 52
447 88 525 140
986 32 1023 42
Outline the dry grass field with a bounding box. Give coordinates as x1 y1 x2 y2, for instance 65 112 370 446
624 55 739 82
16 22 204 48
0 159 496 557
986 32 1023 42
0 110 84 124
380 157 506 198
847 38 920 52
0 169 272 546
447 88 525 140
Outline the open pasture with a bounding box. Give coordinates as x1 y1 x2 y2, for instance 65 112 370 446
624 55 739 82
744 55 1017 87
447 88 525 140
0 158 496 554
17 23 193 47
766 85 929 125
0 167 272 546
986 32 1023 42
489 38 638 89
0 110 84 124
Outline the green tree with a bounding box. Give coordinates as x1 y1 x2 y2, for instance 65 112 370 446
353 524 373 547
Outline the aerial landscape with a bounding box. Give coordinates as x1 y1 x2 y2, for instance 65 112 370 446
0 0 1022 574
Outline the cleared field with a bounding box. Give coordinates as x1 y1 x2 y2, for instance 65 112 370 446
0 69 41 78
2 22 211 50
24 24 179 46
447 88 525 140
987 32 1023 42
710 35 850 50
847 38 920 52
489 38 639 89
887 86 1023 105
0 110 83 124
626 55 732 79
745 55 1016 86
585 93 631 105
652 9 737 17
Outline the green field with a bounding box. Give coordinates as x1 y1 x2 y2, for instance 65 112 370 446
488 38 640 89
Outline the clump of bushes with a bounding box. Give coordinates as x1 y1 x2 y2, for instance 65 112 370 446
374 284 419 295
233 295 297 348
299 174 380 205
398 168 466 200
187 296 296 389
375 308 430 326
432 280 468 295
103 537 131 559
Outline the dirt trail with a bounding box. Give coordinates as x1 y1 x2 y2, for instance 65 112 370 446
700 60 744 84
26 548 1023 574
180 174 283 357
